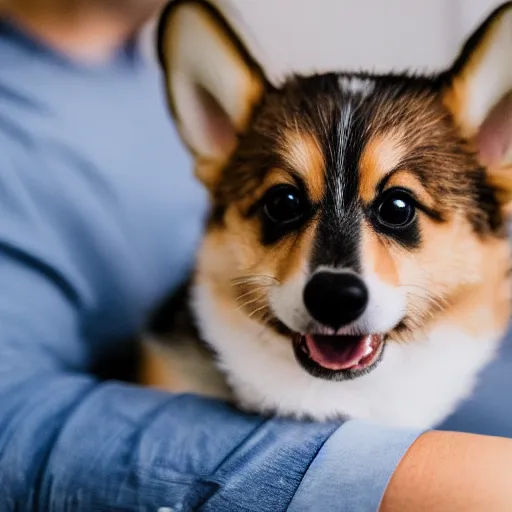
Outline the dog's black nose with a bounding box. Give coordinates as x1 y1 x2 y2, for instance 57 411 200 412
303 271 368 330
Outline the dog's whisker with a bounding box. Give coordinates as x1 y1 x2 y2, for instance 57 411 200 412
231 274 278 285
236 295 268 312
235 285 271 302
247 304 270 320
401 284 450 314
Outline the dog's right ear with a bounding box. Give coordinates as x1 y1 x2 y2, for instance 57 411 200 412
440 2 512 208
157 0 267 188
441 5 512 161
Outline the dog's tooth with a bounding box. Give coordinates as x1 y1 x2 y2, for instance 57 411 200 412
363 339 374 357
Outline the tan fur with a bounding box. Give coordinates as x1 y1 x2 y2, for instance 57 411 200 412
443 77 470 138
195 158 226 192
275 219 318 283
442 239 511 337
392 211 509 341
359 133 405 203
360 221 399 287
141 339 231 398
195 229 278 336
385 171 435 211
140 343 174 390
278 131 326 203
489 163 512 209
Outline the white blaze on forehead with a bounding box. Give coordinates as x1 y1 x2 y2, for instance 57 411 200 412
332 100 354 218
338 76 375 98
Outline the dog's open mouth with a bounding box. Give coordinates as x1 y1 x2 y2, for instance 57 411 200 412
293 333 385 379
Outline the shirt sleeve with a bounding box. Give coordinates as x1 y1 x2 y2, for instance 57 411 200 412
0 148 423 512
287 421 424 512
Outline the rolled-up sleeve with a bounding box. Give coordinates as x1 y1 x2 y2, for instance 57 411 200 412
288 421 424 512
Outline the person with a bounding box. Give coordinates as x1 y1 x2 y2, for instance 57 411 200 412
0 1 511 511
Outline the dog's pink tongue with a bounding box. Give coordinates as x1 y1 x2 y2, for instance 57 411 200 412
305 334 371 370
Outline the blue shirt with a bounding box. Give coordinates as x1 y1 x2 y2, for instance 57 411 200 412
0 18 509 512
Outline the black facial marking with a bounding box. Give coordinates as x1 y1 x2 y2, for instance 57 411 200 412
311 88 367 271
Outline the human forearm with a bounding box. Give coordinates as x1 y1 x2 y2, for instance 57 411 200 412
381 430 512 511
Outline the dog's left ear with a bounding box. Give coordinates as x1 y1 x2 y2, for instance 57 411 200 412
442 2 512 202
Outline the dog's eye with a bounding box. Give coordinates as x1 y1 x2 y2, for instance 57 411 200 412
262 185 305 225
376 189 416 228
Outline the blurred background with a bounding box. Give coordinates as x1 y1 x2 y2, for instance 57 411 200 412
145 0 502 80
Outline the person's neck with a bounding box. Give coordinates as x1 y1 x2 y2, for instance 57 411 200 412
3 1 145 64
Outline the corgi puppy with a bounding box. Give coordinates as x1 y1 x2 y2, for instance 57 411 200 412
141 0 512 429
